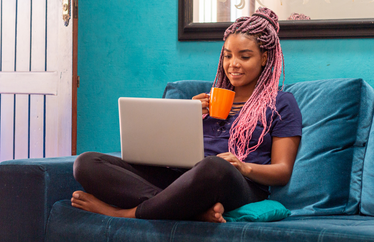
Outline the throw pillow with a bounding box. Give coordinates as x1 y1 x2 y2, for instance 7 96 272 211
223 200 291 222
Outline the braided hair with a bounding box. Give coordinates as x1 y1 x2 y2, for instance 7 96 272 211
213 7 284 161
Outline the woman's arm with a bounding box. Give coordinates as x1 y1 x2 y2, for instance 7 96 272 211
217 136 300 186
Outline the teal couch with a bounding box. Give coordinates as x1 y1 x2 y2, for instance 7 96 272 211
2 78 374 242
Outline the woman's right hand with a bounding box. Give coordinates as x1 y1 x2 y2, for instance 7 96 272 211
192 93 210 115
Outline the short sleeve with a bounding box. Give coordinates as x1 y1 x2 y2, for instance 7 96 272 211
270 92 302 138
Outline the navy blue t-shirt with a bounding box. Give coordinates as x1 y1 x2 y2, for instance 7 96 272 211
203 91 302 166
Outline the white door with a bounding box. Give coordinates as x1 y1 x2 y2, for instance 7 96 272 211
0 0 73 162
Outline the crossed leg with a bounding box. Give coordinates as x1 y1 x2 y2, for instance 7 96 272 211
71 191 226 223
72 152 266 223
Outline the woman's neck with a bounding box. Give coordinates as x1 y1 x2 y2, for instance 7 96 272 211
233 85 255 103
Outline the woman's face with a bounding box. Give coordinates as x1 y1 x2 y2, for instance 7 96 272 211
223 33 267 92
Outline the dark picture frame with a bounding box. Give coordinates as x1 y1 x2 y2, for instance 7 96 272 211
178 0 374 41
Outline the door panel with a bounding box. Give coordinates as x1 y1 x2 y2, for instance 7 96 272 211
1 0 16 162
0 0 73 162
30 0 47 159
15 0 31 159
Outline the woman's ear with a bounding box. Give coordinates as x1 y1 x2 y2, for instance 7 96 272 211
261 51 268 67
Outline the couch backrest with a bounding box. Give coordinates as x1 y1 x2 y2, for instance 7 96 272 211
361 108 374 216
270 78 374 216
163 78 374 216
162 80 213 99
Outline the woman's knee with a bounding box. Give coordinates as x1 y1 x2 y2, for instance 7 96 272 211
73 152 100 182
193 156 237 184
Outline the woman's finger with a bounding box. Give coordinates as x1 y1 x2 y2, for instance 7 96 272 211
192 93 209 100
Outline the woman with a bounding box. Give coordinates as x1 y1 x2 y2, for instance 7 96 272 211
71 7 302 223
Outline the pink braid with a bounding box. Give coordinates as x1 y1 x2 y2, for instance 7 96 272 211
213 7 285 161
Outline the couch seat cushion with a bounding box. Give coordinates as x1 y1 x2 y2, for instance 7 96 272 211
46 200 374 242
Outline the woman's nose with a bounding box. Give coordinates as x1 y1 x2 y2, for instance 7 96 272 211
230 58 240 67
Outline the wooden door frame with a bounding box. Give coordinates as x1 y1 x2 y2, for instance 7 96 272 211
72 0 78 155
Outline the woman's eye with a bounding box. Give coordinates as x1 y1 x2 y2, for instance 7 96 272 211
224 55 231 58
242 56 250 59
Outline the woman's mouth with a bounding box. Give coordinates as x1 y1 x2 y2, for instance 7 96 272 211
229 72 243 78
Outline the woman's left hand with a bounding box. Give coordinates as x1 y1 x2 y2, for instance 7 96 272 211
217 152 250 176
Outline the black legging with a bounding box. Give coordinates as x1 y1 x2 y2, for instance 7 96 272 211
73 152 268 220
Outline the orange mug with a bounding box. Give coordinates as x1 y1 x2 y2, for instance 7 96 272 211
209 87 235 120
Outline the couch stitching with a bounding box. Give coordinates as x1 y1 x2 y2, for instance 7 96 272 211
105 217 114 242
317 228 327 242
169 222 178 242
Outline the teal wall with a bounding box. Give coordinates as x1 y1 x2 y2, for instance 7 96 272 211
77 0 374 154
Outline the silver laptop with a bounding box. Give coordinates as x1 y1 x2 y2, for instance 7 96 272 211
118 97 204 168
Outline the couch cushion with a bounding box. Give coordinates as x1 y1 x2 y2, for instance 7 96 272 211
162 80 213 99
46 200 181 242
46 200 374 242
270 78 374 216
361 112 374 216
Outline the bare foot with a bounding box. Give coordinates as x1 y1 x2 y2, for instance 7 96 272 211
71 191 136 218
197 203 226 223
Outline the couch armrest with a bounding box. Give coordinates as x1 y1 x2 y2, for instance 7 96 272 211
0 156 82 242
